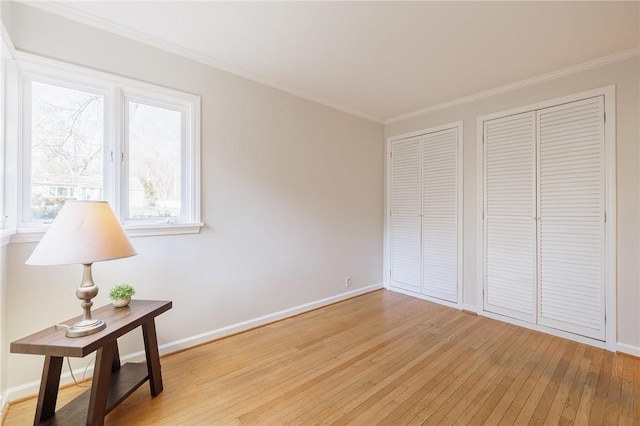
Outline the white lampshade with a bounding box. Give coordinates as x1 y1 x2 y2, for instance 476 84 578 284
26 200 137 266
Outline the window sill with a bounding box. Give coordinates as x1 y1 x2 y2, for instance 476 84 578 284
10 222 204 244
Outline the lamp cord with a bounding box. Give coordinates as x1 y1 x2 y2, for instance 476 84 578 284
66 357 93 388
55 324 94 388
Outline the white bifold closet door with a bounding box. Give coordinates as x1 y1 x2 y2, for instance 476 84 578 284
390 128 459 303
484 112 537 322
422 128 459 302
483 96 605 341
390 137 422 292
537 97 605 340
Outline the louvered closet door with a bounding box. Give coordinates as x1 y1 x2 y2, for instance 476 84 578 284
484 112 536 322
390 137 421 292
422 128 458 302
537 97 605 340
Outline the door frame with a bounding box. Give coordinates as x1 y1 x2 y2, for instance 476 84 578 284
476 86 616 350
385 121 464 309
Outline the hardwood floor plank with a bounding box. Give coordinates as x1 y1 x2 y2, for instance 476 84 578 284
573 345 605 425
589 350 615 425
482 331 552 425
467 331 548 425
619 355 636 425
604 351 625 424
328 313 485 425
441 329 533 424
325 316 482 423
512 338 573 424
370 319 500 424
635 355 640 426
5 290 639 426
496 335 563 425
541 343 587 424
406 322 520 424
529 341 581 424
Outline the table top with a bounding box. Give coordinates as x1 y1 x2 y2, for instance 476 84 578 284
10 300 172 358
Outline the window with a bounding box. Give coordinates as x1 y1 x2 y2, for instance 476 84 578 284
28 81 105 221
126 99 182 220
18 56 201 235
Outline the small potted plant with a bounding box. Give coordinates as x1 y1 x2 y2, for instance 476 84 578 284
109 284 136 308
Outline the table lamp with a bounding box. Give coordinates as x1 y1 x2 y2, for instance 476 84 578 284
26 201 137 337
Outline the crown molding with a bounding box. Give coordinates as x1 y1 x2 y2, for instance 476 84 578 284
18 1 384 124
16 2 639 126
1 19 16 58
386 47 640 124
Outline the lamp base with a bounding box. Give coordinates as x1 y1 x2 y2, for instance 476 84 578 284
66 318 106 338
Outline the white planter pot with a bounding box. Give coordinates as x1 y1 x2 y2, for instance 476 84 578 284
112 297 131 308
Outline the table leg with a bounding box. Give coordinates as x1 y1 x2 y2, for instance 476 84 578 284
142 319 163 396
86 341 116 426
111 339 121 372
34 355 63 424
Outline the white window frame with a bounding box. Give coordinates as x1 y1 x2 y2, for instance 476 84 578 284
20 73 112 225
9 51 202 242
121 90 196 225
0 24 16 247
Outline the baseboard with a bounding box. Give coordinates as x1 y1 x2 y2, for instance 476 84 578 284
617 342 640 357
461 304 478 314
0 393 8 424
387 286 461 310
5 283 383 403
479 310 610 351
129 282 384 361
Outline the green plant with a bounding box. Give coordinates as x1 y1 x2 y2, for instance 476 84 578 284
109 284 136 300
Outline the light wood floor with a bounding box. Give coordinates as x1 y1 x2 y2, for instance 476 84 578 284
5 290 639 425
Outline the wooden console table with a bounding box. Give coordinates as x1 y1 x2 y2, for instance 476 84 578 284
10 300 172 426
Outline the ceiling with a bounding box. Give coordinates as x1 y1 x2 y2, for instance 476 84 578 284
23 1 640 123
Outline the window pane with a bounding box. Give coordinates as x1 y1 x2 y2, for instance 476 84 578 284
30 81 104 221
128 101 181 219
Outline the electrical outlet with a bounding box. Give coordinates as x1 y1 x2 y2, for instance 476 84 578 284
345 276 351 287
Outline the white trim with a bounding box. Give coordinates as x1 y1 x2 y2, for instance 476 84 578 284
9 51 202 230
481 310 609 350
0 229 15 247
475 86 617 351
386 121 464 143
0 394 8 425
602 87 617 352
461 303 477 314
386 48 638 124
10 222 203 243
388 286 461 311
14 51 199 101
385 121 463 307
5 283 383 402
0 20 16 58
617 343 640 358
14 0 640 125
383 138 392 289
20 2 383 124
456 122 464 306
476 116 484 314
1 21 16 241
476 86 614 124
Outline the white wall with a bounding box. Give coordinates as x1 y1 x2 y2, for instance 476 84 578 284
385 56 640 353
4 3 384 393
